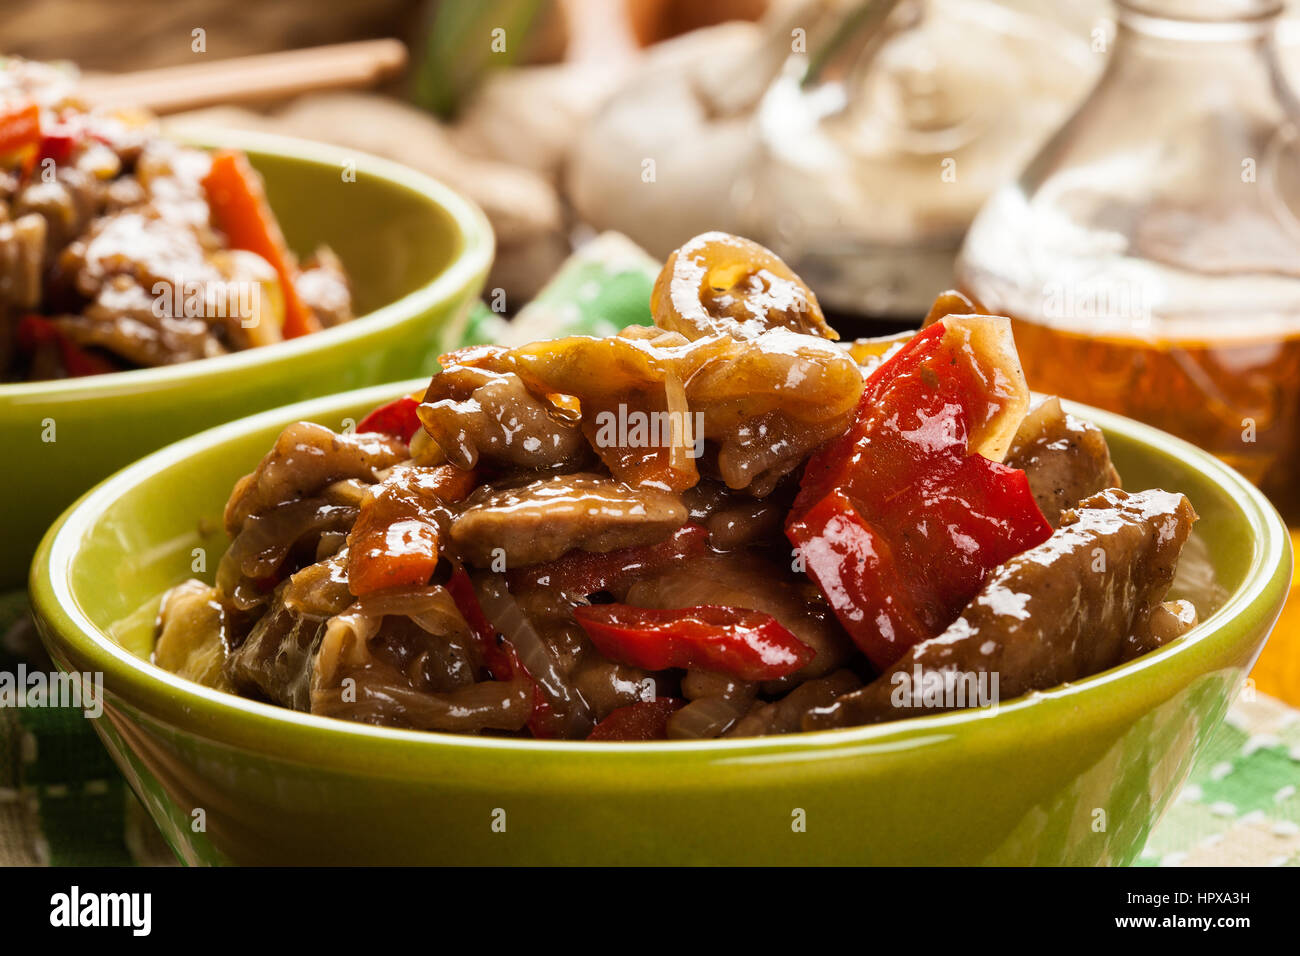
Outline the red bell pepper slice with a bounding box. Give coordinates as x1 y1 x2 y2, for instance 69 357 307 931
797 320 1022 509
508 523 710 596
15 315 117 378
447 568 513 677
587 697 685 741
356 395 422 442
348 516 441 597
785 490 930 659
788 318 1051 671
38 120 81 167
14 315 57 351
201 150 320 338
38 129 77 166
445 568 565 738
574 604 814 681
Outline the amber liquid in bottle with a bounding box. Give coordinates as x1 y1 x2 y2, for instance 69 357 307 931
1003 317 1300 523
957 0 1300 702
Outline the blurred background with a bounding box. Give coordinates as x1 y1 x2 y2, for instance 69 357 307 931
5 0 1300 704
0 0 1118 316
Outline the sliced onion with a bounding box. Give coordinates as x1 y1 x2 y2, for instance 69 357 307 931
666 694 752 740
472 573 591 731
663 370 696 481
315 609 381 688
353 585 470 642
217 499 357 609
282 552 352 617
940 315 1029 463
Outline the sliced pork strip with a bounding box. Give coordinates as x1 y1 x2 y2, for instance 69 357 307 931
804 488 1197 730
1005 395 1122 525
450 473 687 567
1121 599 1198 663
224 422 408 536
418 363 587 470
727 669 861 737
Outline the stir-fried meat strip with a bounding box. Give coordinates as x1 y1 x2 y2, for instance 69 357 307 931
804 488 1197 729
306 586 537 732
419 358 588 470
295 247 353 328
224 422 407 536
13 168 104 250
475 573 598 735
667 669 759 739
681 478 793 550
727 669 861 737
1122 599 1198 663
1006 395 1122 525
681 669 756 702
333 592 481 695
133 139 221 236
59 209 222 303
282 549 353 618
53 278 224 366
311 598 533 732
570 655 659 721
451 472 687 567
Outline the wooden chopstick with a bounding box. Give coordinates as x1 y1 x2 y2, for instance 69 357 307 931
77 39 408 115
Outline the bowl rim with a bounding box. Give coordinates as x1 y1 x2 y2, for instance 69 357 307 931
0 129 494 401
30 381 1292 761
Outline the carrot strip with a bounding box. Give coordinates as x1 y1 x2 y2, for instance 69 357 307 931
201 149 320 338
0 101 41 176
346 465 477 596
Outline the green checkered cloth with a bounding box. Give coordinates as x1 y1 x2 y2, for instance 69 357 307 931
0 590 173 865
3 232 1299 866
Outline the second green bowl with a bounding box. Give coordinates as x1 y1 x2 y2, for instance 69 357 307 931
0 130 492 586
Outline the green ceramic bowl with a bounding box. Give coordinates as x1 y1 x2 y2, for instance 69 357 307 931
30 385 1291 865
0 130 492 587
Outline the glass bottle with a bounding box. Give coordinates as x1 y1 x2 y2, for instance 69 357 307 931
746 0 1099 329
957 0 1300 521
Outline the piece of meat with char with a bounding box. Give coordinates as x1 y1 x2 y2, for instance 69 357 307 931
450 472 686 567
804 488 1197 729
1006 395 1122 525
224 422 408 535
